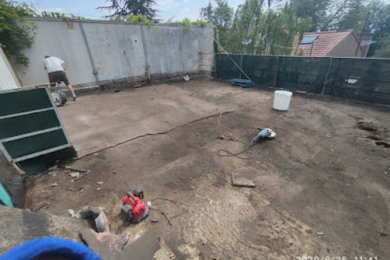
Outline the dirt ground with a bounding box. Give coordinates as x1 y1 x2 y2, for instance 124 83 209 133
25 78 390 259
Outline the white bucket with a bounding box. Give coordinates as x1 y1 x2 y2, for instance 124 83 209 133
273 90 293 111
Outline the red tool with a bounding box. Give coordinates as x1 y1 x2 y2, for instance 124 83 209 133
121 188 149 223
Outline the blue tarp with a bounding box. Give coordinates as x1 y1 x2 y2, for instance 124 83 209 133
0 237 102 260
0 182 13 207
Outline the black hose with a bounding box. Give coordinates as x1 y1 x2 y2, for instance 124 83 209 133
216 146 255 159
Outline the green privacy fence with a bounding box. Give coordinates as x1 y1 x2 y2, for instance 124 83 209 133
0 87 76 174
215 54 390 105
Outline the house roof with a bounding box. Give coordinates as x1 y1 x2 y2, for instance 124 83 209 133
293 30 361 57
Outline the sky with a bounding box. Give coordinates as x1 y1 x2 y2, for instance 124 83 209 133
12 0 273 21
13 0 390 22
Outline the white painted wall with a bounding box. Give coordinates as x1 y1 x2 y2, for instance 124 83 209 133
15 18 214 88
0 47 20 90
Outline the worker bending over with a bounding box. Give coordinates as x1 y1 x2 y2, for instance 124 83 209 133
44 55 77 101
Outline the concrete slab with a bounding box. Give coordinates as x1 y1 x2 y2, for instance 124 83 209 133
113 231 160 260
0 205 87 254
59 84 231 157
26 79 390 259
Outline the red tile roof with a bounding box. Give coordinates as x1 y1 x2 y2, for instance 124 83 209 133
293 30 359 57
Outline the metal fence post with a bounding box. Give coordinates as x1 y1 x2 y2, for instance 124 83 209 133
321 58 333 95
273 56 280 88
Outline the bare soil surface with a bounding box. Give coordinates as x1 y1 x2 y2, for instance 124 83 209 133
25 78 390 259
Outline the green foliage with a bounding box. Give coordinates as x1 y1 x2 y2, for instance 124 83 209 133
191 20 210 28
336 0 369 33
366 1 390 56
373 35 390 57
39 11 85 20
204 0 311 56
290 0 390 57
291 0 330 31
201 0 233 29
0 0 36 65
201 0 233 52
181 18 192 28
167 18 210 28
99 0 158 22
126 14 154 25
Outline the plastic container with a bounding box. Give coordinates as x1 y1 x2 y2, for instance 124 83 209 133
273 90 293 111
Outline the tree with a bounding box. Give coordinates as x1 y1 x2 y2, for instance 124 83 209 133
373 35 390 57
366 1 390 56
201 0 233 50
201 0 233 29
200 2 213 24
0 0 36 65
291 0 331 31
99 0 157 21
225 1 311 55
336 0 370 33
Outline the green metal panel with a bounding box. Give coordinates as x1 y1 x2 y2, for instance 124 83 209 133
242 55 278 87
18 147 76 175
0 88 52 116
0 87 76 175
277 57 331 94
215 54 242 79
3 129 68 159
0 110 60 139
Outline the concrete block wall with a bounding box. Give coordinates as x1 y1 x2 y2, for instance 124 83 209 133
15 18 214 88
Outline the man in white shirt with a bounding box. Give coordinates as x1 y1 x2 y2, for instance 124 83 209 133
44 55 77 101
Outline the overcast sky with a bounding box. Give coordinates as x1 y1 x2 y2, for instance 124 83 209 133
13 0 390 22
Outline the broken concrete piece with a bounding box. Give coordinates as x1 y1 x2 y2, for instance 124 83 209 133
97 181 104 185
50 182 58 187
0 205 86 254
114 233 130 250
231 175 255 188
57 209 75 218
70 172 81 178
95 212 110 233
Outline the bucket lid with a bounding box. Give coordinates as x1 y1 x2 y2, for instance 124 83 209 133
275 90 293 96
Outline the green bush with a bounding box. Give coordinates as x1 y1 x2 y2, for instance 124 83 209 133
126 14 155 25
0 0 36 65
167 18 210 28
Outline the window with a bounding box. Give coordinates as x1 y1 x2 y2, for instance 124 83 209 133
300 34 318 44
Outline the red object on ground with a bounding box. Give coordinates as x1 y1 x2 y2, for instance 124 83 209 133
122 192 148 222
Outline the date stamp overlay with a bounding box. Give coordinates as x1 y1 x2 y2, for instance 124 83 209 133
296 256 379 260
